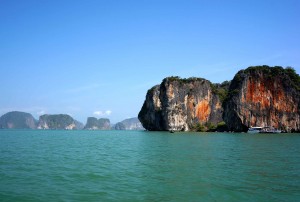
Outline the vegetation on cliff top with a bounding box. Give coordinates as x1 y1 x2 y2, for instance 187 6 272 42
211 81 230 103
236 65 300 90
284 67 300 91
163 76 207 84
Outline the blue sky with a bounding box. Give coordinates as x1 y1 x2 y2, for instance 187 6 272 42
1 0 299 123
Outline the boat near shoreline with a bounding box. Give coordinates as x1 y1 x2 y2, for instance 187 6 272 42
248 126 281 133
259 126 282 133
247 127 263 133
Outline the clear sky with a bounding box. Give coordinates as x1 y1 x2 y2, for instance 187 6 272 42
1 0 299 123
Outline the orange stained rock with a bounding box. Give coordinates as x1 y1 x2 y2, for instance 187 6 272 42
246 79 270 105
245 77 294 112
196 100 210 122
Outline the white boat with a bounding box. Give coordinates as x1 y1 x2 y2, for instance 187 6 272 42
259 126 281 133
247 127 263 133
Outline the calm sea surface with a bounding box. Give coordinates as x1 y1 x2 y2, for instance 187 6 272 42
0 130 300 202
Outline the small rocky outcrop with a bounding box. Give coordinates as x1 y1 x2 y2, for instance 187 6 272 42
223 66 300 132
37 114 77 130
84 117 110 130
138 77 225 131
113 117 144 130
0 111 37 129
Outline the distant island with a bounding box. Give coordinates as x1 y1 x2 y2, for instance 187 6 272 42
0 111 37 129
113 117 144 130
138 65 300 133
84 117 111 130
0 111 144 131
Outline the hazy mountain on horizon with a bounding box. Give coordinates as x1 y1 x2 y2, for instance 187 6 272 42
84 117 111 130
113 117 144 130
0 111 37 129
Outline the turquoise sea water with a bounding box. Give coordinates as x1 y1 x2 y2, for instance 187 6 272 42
0 130 300 202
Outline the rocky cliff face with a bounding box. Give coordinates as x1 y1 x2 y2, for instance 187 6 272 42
84 117 110 130
139 77 224 131
0 111 37 129
113 117 144 130
138 85 164 130
37 114 77 130
223 66 300 132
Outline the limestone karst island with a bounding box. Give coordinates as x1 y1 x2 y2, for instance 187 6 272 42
138 65 300 133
